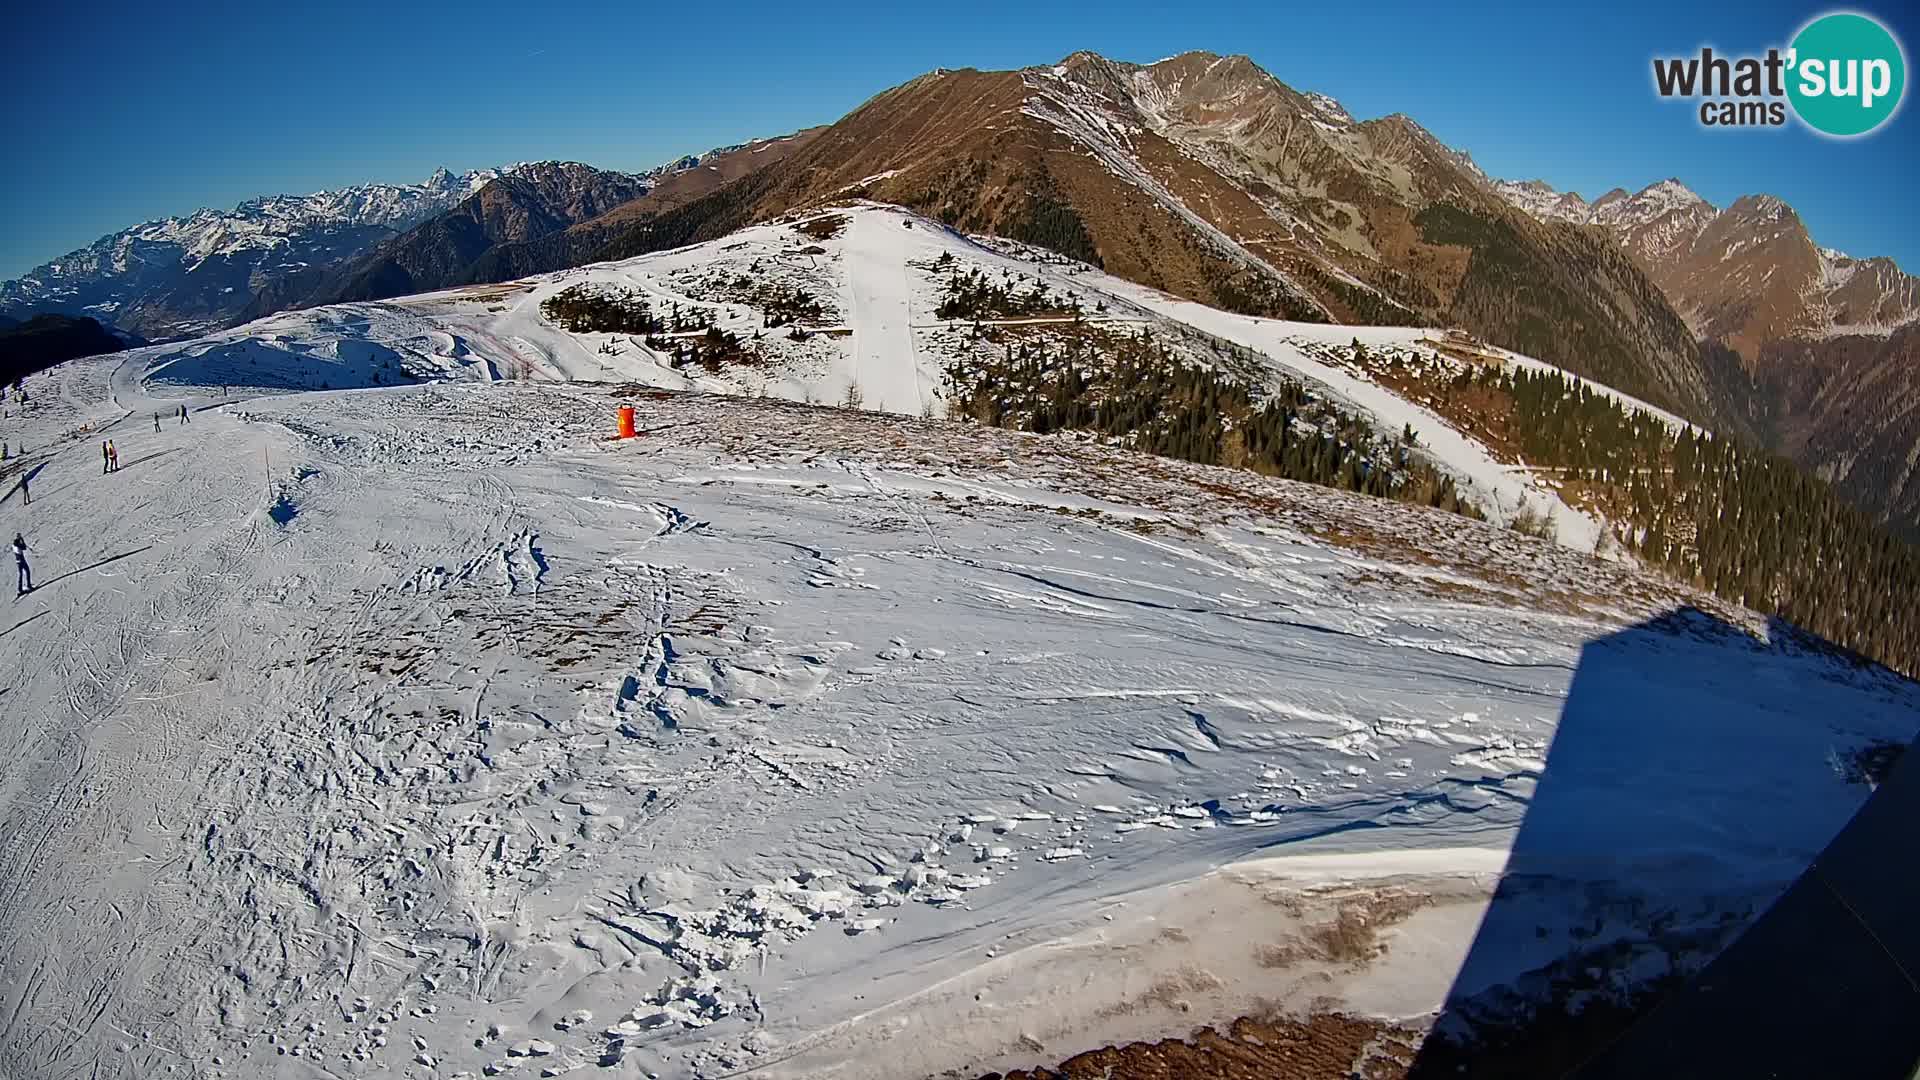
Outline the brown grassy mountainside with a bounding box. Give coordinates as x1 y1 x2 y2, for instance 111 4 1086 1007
589 52 1724 429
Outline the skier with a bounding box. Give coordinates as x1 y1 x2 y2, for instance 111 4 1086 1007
179 404 190 426
12 534 28 596
102 440 112 475
107 440 119 473
154 412 161 433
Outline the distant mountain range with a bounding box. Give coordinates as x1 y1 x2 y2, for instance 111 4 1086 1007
1492 176 1919 354
241 132 824 316
1492 176 1920 534
5 51 1915 536
0 145 806 342
0 167 503 339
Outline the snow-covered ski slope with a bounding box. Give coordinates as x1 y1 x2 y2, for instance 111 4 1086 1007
99 202 1691 553
0 341 1915 1080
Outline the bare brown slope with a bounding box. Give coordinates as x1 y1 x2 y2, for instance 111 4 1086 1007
601 66 1325 319
1656 195 1825 358
596 129 827 222
582 53 1719 428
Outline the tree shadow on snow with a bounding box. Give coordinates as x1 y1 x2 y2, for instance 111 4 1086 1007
1405 607 1920 1079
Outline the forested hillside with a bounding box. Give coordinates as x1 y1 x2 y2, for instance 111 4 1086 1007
0 314 125 384
1369 352 1920 676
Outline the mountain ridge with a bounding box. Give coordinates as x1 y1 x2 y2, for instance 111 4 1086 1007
1494 173 1920 535
569 50 1722 430
0 167 506 339
0 153 749 341
240 161 655 314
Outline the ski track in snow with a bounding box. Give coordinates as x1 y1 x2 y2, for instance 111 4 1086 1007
840 210 924 415
0 217 1916 1080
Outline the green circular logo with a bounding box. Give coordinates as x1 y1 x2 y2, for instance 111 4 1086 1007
1787 12 1906 136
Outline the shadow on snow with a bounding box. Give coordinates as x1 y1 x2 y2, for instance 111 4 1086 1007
1406 607 1920 1079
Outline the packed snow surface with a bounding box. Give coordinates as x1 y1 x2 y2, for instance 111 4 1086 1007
0 337 1914 1079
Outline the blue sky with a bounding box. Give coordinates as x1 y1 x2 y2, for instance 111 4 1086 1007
3 1 1914 279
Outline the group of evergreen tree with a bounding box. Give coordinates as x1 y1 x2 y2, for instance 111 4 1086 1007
794 214 848 241
0 315 126 385
1201 262 1324 322
935 267 1080 321
1004 191 1103 268
948 327 1475 518
1298 265 1424 327
542 285 761 373
713 274 823 328
1412 203 1703 419
543 285 732 338
660 326 755 374
539 285 667 335
1431 359 1920 677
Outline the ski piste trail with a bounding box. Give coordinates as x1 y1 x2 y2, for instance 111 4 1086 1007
0 212 1914 1080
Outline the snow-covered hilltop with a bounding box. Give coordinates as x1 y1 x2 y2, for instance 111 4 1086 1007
101 203 1687 555
1 293 1913 1078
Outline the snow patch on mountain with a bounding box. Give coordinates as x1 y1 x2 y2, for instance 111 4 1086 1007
1304 91 1354 125
1497 176 1717 241
1492 180 1591 224
1589 179 1715 231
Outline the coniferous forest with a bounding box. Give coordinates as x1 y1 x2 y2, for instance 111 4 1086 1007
1396 358 1920 677
946 326 1476 520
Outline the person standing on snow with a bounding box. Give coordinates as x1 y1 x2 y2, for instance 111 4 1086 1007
154 412 161 433
107 440 119 472
12 534 29 596
102 440 111 475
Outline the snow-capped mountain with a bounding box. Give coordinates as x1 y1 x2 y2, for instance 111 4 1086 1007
1586 178 1720 265
241 161 658 316
1490 179 1592 224
0 143 827 343
0 168 513 339
1493 176 1919 347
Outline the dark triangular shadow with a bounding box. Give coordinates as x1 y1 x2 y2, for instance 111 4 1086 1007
1407 608 1920 1079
